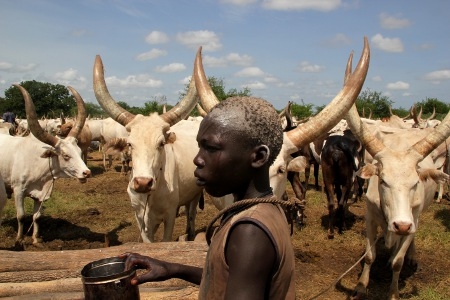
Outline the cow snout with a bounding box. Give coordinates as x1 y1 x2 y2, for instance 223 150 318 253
83 170 91 178
393 221 412 235
133 177 153 193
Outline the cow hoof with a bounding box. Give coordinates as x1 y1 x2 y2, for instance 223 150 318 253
327 231 334 239
351 285 367 300
14 240 25 251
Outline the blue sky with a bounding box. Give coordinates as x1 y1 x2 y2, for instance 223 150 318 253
1 0 449 111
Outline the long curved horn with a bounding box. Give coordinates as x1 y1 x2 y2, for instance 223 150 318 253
196 103 208 117
14 84 58 146
368 107 372 119
343 43 385 157
67 86 86 139
194 47 220 113
159 73 198 125
417 105 424 122
412 109 450 158
389 106 394 116
426 106 436 121
286 37 370 148
411 104 420 124
285 101 295 130
93 55 136 126
402 106 412 120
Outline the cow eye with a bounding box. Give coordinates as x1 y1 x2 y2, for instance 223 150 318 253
277 165 286 174
63 154 71 161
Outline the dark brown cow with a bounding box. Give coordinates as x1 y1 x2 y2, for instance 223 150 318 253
321 130 362 238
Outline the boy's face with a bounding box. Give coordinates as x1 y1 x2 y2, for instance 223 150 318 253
194 115 253 197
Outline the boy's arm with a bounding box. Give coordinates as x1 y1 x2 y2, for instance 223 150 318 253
224 222 277 300
119 252 203 285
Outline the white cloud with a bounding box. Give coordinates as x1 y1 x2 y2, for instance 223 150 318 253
0 62 13 71
371 34 404 53
179 76 192 85
220 0 257 5
264 76 279 83
54 68 87 87
243 81 266 89
235 67 265 77
203 53 253 67
372 75 382 82
0 62 37 73
145 31 169 44
324 33 352 47
262 0 342 12
386 81 409 90
106 75 163 88
135 49 168 61
298 61 324 72
176 30 222 52
155 63 186 73
424 69 450 83
379 13 411 29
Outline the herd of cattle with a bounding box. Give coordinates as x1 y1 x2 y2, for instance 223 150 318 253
0 37 449 299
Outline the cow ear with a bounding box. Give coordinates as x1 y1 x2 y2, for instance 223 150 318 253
356 163 378 179
40 149 58 158
418 168 449 184
287 156 308 172
166 132 176 144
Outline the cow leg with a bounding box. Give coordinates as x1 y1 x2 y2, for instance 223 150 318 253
389 235 414 300
13 190 26 243
0 183 6 226
160 210 175 242
324 185 335 239
352 217 378 300
304 163 311 189
436 183 443 203
337 184 350 234
186 195 200 241
313 162 320 191
31 199 44 244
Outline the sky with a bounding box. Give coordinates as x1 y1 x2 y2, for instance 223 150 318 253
1 0 449 111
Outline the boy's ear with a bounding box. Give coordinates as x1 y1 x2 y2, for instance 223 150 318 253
251 145 270 167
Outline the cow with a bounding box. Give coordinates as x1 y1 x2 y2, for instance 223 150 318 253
102 137 132 175
0 85 91 245
93 54 202 243
194 37 370 214
321 130 362 238
343 52 450 300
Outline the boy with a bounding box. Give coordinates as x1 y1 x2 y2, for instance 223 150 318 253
120 96 295 299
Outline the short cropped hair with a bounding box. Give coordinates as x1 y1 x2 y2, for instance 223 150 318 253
208 96 283 165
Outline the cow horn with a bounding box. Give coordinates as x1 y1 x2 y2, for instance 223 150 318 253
389 106 394 116
412 109 450 158
196 103 208 117
417 105 424 122
194 47 220 113
286 37 370 148
411 104 420 124
159 72 198 126
427 106 436 121
93 55 136 126
284 101 295 131
67 86 86 139
343 41 386 157
14 84 59 147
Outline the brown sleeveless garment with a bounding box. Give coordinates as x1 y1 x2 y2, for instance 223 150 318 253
198 202 296 299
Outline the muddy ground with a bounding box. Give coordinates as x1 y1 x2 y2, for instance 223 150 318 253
0 151 449 299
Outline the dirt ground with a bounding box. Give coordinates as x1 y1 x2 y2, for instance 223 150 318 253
0 151 449 299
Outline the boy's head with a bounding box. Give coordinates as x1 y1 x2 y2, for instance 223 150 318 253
206 96 283 165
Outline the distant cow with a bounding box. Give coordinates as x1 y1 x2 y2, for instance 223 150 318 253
321 130 361 239
102 137 132 175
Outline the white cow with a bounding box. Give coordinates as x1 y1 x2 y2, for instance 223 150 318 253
93 54 202 242
343 53 450 299
195 37 370 205
0 85 91 245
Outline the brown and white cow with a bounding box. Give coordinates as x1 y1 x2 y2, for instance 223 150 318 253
343 52 450 299
194 37 370 209
0 85 91 245
93 54 202 242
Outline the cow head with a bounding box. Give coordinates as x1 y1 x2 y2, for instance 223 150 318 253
93 55 198 194
344 54 450 245
14 84 91 183
194 37 370 199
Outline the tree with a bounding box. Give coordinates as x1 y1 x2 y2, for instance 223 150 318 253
415 97 449 120
1 80 76 118
356 88 394 119
289 100 314 119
